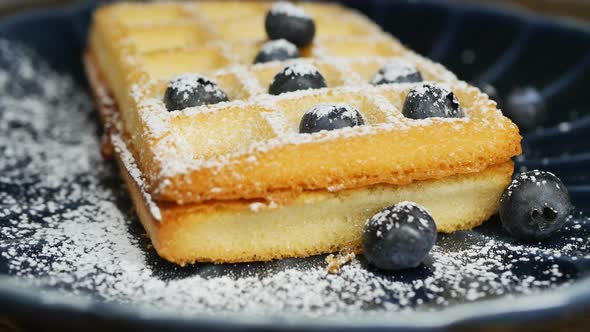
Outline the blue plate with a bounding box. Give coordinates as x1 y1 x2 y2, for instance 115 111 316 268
0 1 589 331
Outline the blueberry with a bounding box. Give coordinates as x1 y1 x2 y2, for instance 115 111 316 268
268 63 327 95
363 201 437 270
503 86 547 132
265 1 315 48
163 74 228 112
402 83 464 119
299 103 365 133
254 39 300 64
500 170 572 241
370 60 423 85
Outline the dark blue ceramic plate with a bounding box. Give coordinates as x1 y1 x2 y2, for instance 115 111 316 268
0 1 590 331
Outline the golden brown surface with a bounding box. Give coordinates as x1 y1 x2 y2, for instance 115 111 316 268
87 1 521 205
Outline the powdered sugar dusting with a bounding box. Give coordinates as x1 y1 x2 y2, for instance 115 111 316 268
232 65 264 96
270 1 311 19
167 73 226 101
123 48 476 183
365 201 433 237
282 62 320 77
259 39 298 56
146 83 475 183
0 41 588 318
260 110 291 135
407 82 464 118
371 59 420 85
503 169 561 199
306 102 359 119
111 134 162 221
97 0 492 190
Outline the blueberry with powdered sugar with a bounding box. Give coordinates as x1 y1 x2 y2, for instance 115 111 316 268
265 1 315 48
299 103 364 133
254 39 300 64
500 170 572 241
268 63 327 95
363 201 437 270
402 82 464 119
370 59 423 85
163 73 229 111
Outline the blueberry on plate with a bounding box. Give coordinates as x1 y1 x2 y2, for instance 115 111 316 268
265 1 315 48
402 82 464 119
299 103 364 133
370 59 423 85
268 63 327 95
163 74 229 112
500 170 572 241
254 39 300 64
363 201 437 270
503 86 547 132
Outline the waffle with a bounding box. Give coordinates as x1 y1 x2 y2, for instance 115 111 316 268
85 1 521 264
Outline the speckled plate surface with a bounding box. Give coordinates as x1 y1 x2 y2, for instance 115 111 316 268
0 1 590 331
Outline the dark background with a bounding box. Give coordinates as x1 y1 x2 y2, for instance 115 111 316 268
1 0 590 21
463 0 590 21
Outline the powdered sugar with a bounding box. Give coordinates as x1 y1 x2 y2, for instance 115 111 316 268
124 50 474 185
407 82 464 118
504 169 559 198
270 1 311 19
281 62 320 77
365 201 433 237
111 134 162 221
305 102 359 119
167 73 226 101
147 82 475 186
370 59 420 85
259 39 298 56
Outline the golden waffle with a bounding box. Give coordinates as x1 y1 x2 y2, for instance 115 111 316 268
85 1 522 264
